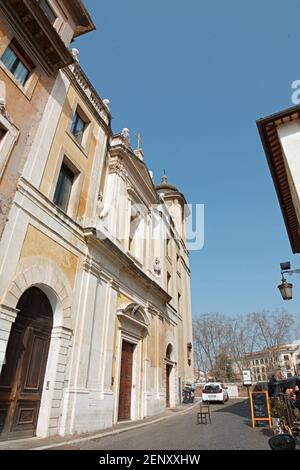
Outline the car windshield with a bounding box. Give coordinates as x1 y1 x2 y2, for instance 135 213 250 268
203 385 222 393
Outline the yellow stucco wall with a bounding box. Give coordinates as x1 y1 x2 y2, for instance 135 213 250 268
117 293 132 308
39 85 99 220
20 225 78 287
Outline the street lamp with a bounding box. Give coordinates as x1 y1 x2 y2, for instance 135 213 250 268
278 261 300 301
278 277 293 301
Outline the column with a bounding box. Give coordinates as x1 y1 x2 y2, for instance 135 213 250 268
22 70 70 188
0 304 19 373
38 326 73 438
101 280 118 393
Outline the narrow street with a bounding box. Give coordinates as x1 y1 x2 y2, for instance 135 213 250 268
65 399 271 451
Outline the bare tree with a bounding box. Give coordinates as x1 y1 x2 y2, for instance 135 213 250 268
226 315 256 378
193 313 232 381
248 309 295 375
193 310 295 382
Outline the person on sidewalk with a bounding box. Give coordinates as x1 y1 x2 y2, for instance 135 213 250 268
294 385 300 410
268 375 277 398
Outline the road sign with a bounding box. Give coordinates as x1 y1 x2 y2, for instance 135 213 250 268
242 370 252 385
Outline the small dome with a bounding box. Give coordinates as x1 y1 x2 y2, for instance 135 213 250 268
156 175 180 194
156 174 188 207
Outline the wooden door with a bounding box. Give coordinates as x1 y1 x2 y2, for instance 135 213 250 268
166 364 172 408
0 287 53 440
118 341 134 421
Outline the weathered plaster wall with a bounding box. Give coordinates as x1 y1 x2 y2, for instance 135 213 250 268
20 225 78 288
0 18 56 239
39 84 106 222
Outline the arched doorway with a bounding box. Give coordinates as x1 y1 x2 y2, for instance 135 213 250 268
166 344 173 408
0 287 53 440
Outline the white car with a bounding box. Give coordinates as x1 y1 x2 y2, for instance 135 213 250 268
202 382 229 404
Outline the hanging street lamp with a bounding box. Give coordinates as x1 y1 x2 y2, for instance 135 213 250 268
278 276 293 301
278 262 300 301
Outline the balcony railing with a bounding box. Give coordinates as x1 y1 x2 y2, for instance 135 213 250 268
69 63 111 127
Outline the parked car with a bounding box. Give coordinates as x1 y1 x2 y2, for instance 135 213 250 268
202 382 229 404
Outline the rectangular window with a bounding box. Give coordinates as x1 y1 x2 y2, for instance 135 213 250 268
1 41 33 86
38 0 57 24
53 162 75 212
70 109 88 145
284 355 289 361
0 125 7 143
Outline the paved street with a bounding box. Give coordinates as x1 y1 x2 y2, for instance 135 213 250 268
73 399 271 450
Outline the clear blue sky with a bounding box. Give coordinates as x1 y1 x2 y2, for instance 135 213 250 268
79 0 300 317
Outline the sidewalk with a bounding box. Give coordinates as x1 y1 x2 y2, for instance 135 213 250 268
0 399 200 450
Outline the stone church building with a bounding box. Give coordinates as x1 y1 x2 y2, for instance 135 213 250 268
0 0 193 440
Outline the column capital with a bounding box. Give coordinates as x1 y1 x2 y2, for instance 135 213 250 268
0 304 19 323
51 326 73 340
109 278 120 292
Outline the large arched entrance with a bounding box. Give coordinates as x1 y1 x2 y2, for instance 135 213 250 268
0 287 53 440
165 344 173 408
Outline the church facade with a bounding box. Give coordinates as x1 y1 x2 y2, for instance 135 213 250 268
0 0 193 440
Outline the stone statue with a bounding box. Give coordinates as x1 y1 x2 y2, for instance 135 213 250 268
96 193 104 217
96 193 110 225
103 99 110 109
121 128 130 142
71 48 80 62
154 257 161 276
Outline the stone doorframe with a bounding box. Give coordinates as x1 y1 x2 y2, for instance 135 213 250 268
0 257 73 438
113 303 149 424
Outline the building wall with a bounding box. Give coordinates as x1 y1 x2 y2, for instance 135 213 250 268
277 121 300 226
246 343 300 382
0 17 55 238
0 5 194 440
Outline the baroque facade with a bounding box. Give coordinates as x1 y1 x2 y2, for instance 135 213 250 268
0 1 193 440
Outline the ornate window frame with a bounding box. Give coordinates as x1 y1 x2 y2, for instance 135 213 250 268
0 111 19 180
113 303 149 424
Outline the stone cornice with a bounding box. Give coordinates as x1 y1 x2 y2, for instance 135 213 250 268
84 227 172 305
82 256 102 277
109 137 159 204
64 0 96 38
17 177 84 238
0 304 19 322
0 0 75 74
64 65 112 135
